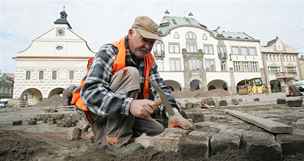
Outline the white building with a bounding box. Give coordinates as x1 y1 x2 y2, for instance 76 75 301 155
13 10 95 105
14 11 301 105
153 14 263 94
261 37 300 93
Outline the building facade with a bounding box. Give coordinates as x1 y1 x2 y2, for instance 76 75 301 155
13 10 95 105
14 11 302 105
153 14 263 94
261 37 300 93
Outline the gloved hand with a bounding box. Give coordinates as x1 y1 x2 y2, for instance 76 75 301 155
168 112 193 130
129 99 155 119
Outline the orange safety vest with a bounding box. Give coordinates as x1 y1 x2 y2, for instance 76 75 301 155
71 38 155 112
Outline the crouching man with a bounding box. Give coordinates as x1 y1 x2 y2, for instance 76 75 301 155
80 16 191 149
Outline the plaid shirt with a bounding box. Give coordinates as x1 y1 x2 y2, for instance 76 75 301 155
81 37 178 117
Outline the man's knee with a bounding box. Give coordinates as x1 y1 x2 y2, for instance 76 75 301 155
111 66 140 93
124 67 140 81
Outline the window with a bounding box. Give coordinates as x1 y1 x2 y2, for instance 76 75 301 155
156 60 164 71
190 59 201 71
153 40 165 57
185 31 197 52
56 45 63 50
240 47 248 55
231 46 239 55
221 61 227 71
281 55 285 61
56 28 65 36
39 71 44 80
234 61 258 72
205 59 216 72
286 66 297 73
168 42 180 54
203 44 214 55
169 58 181 71
52 71 57 80
69 71 74 80
218 46 227 59
268 66 280 73
202 33 208 40
173 32 180 39
26 71 31 80
248 47 257 55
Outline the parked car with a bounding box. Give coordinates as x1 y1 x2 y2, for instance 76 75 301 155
294 80 304 95
0 99 8 108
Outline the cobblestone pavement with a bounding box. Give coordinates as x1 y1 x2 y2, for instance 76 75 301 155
0 93 303 161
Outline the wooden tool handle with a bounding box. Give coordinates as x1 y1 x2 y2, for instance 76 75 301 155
151 99 162 110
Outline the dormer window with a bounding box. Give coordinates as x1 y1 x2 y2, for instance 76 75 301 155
202 33 208 40
173 32 180 39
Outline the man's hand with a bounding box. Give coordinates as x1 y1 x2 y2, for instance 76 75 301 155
129 99 156 119
168 113 193 130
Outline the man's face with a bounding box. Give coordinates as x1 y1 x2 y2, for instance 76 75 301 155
128 29 156 60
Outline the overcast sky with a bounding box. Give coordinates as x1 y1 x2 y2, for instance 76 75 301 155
0 0 303 73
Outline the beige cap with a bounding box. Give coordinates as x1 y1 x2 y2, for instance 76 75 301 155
132 16 160 40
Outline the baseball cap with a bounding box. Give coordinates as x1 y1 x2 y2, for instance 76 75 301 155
132 16 160 40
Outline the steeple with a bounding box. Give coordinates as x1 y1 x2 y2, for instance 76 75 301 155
54 6 72 29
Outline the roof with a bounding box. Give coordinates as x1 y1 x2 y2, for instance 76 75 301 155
261 37 298 54
265 36 279 47
158 16 207 36
158 15 259 42
212 31 258 42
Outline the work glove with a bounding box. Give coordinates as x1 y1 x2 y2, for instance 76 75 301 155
129 99 159 119
168 111 193 130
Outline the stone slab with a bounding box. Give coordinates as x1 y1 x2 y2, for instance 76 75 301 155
242 131 282 161
184 111 204 123
293 119 304 129
225 109 293 134
135 128 189 152
210 130 241 155
12 120 22 126
286 96 303 107
178 135 209 160
276 129 304 155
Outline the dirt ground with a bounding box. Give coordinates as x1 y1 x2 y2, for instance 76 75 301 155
1 93 304 161
0 129 246 161
1 129 304 161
